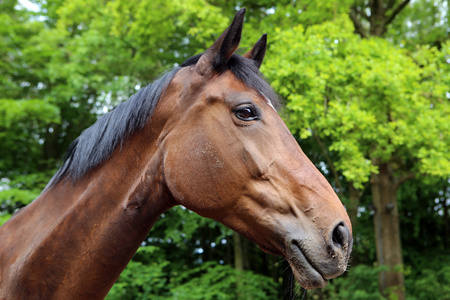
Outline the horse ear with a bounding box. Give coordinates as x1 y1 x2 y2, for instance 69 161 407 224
242 34 267 69
195 8 246 76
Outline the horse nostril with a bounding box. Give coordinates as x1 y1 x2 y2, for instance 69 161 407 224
332 222 349 249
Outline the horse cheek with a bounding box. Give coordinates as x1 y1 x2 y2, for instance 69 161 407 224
163 138 226 215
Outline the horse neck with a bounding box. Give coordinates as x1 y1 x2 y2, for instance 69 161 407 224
0 121 175 299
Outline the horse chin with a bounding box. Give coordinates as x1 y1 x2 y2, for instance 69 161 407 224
257 240 328 289
285 242 328 289
289 262 328 289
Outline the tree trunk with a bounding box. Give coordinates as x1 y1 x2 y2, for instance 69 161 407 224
369 0 386 36
233 231 245 271
233 232 248 299
350 0 412 38
442 181 450 249
347 183 360 228
371 162 405 299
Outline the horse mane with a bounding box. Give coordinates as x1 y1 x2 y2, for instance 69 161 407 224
47 53 281 188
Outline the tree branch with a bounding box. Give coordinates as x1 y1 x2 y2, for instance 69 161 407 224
353 5 371 21
360 10 371 21
386 0 397 10
394 173 415 190
349 8 369 39
385 0 411 26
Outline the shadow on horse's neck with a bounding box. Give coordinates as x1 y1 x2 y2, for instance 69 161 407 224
1 104 176 298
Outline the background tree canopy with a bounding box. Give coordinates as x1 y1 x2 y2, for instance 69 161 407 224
1 0 449 299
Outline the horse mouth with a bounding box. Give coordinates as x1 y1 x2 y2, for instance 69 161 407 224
285 240 328 289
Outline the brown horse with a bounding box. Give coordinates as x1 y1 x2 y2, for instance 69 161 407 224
0 9 352 299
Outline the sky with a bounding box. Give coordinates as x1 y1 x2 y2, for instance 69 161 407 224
18 0 40 12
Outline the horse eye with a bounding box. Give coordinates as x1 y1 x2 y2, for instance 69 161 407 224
234 106 259 121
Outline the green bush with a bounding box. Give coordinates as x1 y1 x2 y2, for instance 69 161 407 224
319 264 384 300
406 254 450 300
106 249 278 300
169 262 278 300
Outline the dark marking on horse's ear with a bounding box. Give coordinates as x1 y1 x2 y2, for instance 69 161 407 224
242 34 267 69
196 8 246 76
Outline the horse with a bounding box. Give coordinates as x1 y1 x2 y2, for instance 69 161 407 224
0 9 352 299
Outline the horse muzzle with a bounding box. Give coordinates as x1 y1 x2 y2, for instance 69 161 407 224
284 222 353 289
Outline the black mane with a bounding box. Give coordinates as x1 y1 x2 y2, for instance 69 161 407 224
47 54 281 188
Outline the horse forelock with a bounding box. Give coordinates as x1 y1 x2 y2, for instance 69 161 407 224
47 52 281 188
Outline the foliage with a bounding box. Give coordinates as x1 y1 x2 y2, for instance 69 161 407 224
0 99 60 175
0 0 45 99
106 246 171 299
106 248 279 300
323 264 385 300
385 0 450 49
1 0 449 299
307 255 450 300
405 253 450 300
169 262 278 300
263 15 450 188
0 171 53 226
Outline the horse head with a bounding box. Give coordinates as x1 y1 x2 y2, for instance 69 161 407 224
160 9 352 289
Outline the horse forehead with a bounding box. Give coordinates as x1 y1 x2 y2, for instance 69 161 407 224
172 68 263 106
213 70 247 90
204 71 261 100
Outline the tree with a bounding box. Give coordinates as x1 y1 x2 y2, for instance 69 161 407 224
1 1 282 298
1 0 231 201
264 15 450 298
2 1 450 298
0 0 61 224
349 0 450 49
350 0 412 37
